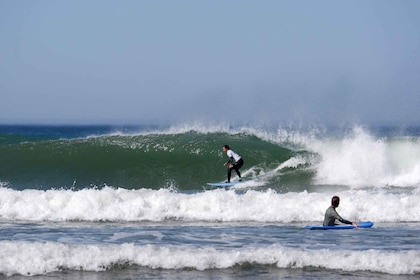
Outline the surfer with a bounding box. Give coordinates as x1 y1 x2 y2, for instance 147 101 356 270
323 196 358 228
222 145 244 183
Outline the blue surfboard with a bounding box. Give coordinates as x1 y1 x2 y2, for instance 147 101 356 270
206 180 245 187
305 221 373 230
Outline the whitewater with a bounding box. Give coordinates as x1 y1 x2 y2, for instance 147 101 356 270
0 123 419 278
0 187 419 223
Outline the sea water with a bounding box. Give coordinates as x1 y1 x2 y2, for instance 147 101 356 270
0 124 419 279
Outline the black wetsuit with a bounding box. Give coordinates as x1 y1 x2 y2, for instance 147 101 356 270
225 149 244 182
227 158 244 182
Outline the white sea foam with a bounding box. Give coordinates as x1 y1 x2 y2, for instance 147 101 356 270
0 241 418 276
304 126 420 188
0 187 418 223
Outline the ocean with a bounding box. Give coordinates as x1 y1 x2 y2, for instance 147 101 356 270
0 123 419 279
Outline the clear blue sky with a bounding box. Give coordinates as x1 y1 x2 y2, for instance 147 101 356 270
1 0 419 125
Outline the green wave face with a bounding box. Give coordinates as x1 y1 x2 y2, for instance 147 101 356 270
0 132 299 190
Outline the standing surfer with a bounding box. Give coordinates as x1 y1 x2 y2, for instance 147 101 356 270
222 145 244 183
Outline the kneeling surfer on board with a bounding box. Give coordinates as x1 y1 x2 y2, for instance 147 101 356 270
222 145 244 183
323 196 358 228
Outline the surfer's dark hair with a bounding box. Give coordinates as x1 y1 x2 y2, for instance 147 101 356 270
332 196 340 207
222 145 230 150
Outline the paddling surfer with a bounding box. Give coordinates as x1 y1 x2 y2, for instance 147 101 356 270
323 196 358 227
222 145 244 183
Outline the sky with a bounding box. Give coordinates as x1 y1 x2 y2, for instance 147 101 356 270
1 0 419 126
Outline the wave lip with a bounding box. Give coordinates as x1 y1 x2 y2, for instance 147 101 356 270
0 242 418 276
